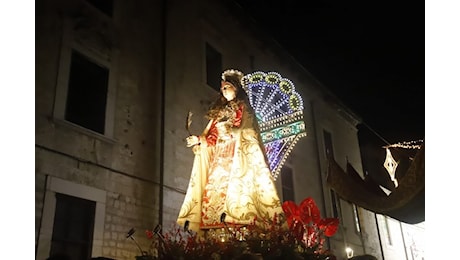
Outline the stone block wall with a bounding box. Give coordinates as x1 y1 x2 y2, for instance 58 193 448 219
35 0 164 259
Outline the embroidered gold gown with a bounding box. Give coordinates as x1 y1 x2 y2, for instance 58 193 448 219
177 101 284 232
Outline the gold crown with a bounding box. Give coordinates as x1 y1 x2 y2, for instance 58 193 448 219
221 69 244 89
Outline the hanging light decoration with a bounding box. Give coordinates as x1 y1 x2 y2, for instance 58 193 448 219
383 148 399 188
381 139 423 188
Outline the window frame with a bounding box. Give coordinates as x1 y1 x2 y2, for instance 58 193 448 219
64 49 110 134
330 189 340 218
50 193 96 259
323 129 341 218
384 216 393 246
352 203 362 234
53 19 117 139
36 176 107 260
322 129 335 159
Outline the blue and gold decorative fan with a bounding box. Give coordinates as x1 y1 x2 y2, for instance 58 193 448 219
243 71 307 180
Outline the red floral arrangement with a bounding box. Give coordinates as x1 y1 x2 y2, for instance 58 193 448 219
282 197 339 254
130 197 339 259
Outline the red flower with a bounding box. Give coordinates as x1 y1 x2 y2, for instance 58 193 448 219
298 197 321 225
282 197 340 250
145 229 154 239
282 200 300 228
318 218 339 237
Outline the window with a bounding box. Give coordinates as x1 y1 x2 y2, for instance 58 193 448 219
324 130 340 218
86 0 114 16
323 130 334 158
281 166 295 202
49 193 96 260
352 204 361 233
384 216 393 245
53 19 116 138
205 42 222 92
330 189 339 218
35 177 106 260
65 50 109 134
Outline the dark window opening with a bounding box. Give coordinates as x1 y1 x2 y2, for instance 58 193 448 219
281 166 295 202
205 42 222 92
86 0 114 16
352 204 361 233
323 130 334 158
49 193 96 260
66 50 109 134
330 189 339 218
324 130 340 218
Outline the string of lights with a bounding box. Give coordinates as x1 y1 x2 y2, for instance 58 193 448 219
383 140 424 150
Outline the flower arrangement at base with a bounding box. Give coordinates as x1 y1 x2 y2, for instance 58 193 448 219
129 197 339 260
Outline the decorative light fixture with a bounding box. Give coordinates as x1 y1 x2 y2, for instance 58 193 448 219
383 148 399 188
243 71 307 180
381 139 423 188
345 246 354 258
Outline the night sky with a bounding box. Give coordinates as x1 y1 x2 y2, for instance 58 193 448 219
236 0 425 144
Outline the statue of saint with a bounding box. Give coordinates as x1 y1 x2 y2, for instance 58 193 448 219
177 69 284 233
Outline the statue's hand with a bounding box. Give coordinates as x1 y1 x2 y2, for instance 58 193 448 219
186 135 200 147
192 145 201 154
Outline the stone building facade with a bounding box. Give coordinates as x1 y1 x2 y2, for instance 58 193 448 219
36 0 164 259
35 0 423 259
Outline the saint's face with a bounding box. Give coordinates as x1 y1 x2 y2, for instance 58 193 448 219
221 81 237 101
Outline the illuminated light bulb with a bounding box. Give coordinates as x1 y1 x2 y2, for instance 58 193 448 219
345 247 354 258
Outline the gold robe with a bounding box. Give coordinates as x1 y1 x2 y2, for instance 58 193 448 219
177 102 284 232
